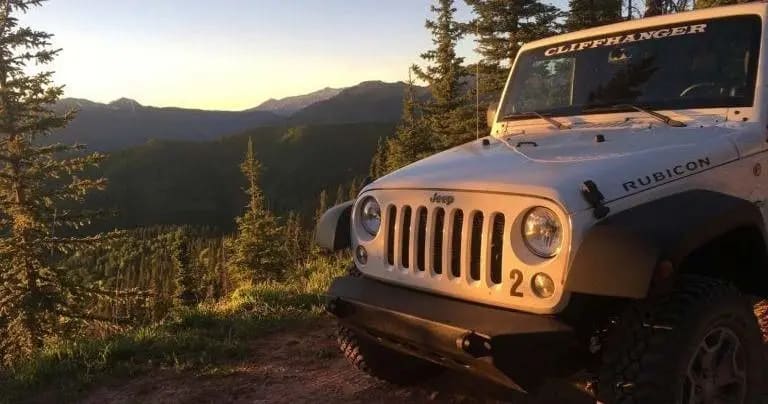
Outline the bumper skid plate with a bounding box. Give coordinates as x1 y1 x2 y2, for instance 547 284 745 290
327 275 579 391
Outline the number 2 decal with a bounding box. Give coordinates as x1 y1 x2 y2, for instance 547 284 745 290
509 269 524 297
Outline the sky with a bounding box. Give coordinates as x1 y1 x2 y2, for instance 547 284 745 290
20 0 565 111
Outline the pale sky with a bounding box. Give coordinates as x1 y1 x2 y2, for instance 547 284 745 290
20 0 564 111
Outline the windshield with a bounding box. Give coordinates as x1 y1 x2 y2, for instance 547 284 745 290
500 15 762 119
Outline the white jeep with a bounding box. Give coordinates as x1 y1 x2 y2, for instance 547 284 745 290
317 4 768 403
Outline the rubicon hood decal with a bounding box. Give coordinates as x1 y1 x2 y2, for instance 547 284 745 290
622 157 712 192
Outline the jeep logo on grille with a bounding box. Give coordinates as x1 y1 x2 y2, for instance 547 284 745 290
430 193 455 205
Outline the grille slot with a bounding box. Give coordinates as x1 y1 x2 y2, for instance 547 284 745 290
432 208 445 274
416 207 427 271
386 206 396 266
490 214 505 284
401 206 412 269
450 210 464 278
469 212 484 281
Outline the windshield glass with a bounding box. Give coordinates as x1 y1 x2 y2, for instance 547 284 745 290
500 15 761 119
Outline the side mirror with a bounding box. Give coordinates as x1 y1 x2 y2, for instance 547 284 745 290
486 101 499 128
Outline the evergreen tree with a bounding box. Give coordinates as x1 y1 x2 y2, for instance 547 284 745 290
384 70 435 171
465 0 562 95
0 0 118 362
566 0 622 30
413 0 474 149
368 137 389 179
226 138 287 282
172 228 198 306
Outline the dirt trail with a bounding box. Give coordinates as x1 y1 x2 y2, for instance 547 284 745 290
79 321 589 404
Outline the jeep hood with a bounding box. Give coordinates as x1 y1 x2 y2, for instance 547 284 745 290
367 125 742 213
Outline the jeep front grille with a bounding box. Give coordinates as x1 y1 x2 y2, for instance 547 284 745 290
360 189 569 313
385 205 504 285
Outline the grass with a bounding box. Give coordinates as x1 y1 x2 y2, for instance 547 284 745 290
0 255 347 404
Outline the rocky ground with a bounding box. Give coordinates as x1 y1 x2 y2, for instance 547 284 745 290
77 321 593 404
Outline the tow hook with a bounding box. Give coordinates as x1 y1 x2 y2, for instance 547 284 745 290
457 331 493 358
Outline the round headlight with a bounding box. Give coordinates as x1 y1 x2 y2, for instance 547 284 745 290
359 196 381 236
521 207 562 258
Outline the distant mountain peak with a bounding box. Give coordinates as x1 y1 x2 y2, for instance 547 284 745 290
109 97 142 110
250 87 343 116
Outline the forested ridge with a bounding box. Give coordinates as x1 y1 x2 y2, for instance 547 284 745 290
0 0 742 401
86 122 395 231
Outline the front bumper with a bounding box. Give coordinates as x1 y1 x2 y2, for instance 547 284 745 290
326 275 581 391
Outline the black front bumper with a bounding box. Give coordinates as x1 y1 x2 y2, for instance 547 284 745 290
327 275 581 391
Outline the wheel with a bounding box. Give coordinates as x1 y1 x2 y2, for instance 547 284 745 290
337 326 442 385
598 275 764 403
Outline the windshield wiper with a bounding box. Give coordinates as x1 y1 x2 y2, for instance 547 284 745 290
502 111 570 130
584 103 686 127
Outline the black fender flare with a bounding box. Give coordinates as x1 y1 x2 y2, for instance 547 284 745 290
315 201 353 251
564 190 765 298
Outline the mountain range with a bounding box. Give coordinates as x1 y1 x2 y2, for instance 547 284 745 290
49 80 435 230
54 80 425 151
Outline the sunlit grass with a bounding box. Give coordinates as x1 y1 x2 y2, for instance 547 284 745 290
0 256 347 403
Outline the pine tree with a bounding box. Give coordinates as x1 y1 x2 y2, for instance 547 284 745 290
368 137 389 179
412 0 474 150
0 0 119 362
172 228 197 306
644 0 693 14
384 70 435 171
566 0 622 30
226 138 287 282
466 0 563 95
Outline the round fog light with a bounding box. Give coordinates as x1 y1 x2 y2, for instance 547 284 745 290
355 246 368 265
531 273 555 298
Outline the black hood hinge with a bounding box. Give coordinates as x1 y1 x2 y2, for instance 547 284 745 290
581 180 610 219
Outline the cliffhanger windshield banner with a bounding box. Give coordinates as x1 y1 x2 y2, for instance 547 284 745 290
544 23 708 57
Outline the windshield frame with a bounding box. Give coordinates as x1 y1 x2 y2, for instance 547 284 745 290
498 14 763 122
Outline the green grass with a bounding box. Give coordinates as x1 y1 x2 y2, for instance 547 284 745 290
0 256 347 403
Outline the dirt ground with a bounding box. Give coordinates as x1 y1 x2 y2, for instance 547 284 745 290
78 320 593 404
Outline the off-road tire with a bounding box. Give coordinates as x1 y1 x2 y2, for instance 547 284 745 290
597 275 764 403
337 326 442 385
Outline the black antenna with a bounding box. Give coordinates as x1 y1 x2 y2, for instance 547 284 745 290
475 23 480 141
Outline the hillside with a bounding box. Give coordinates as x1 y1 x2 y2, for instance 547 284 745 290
53 98 285 151
251 87 343 116
85 122 395 231
290 81 429 125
